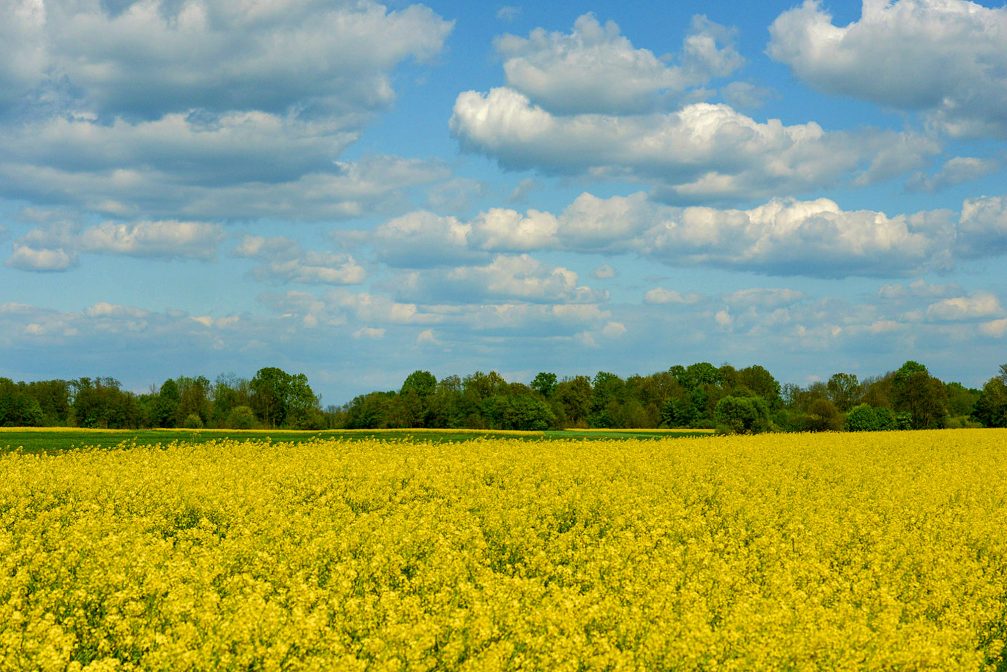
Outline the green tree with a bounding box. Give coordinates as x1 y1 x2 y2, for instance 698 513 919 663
972 374 1007 428
226 405 257 429
153 379 180 427
398 370 437 427
803 398 842 432
342 391 396 429
736 365 782 407
554 376 592 428
891 361 948 429
71 378 141 429
211 373 252 428
714 395 771 434
845 404 897 432
530 372 558 398
590 371 625 428
826 373 861 412
23 380 71 425
175 376 211 426
249 367 320 428
0 378 44 427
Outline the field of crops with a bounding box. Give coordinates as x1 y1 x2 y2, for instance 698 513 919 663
3 430 1007 670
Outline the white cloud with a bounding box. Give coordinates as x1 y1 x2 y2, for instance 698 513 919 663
878 278 959 300
494 13 741 115
6 218 224 271
496 6 521 22
926 293 1003 321
450 88 936 202
79 220 224 259
958 195 1007 258
400 254 605 305
373 211 479 267
980 318 1007 338
601 321 627 338
0 0 47 113
353 327 386 340
416 329 440 345
768 0 1007 138
238 235 366 286
585 194 954 277
643 288 701 305
28 0 451 120
1 2 452 222
256 252 366 286
907 156 1000 192
469 208 559 252
724 288 805 308
5 243 76 272
592 264 616 279
720 81 773 110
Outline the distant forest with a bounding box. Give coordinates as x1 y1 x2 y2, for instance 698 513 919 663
3 360 1007 434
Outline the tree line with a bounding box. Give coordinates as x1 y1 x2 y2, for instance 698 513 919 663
0 367 325 430
2 360 1006 433
336 360 1007 433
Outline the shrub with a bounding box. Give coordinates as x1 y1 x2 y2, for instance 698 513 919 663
226 405 256 429
714 395 771 434
844 404 897 432
182 413 204 429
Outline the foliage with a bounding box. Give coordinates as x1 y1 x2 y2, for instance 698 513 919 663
3 432 1007 669
71 378 141 429
225 405 256 430
845 404 898 432
250 367 321 429
0 379 44 427
182 413 204 429
891 360 948 429
714 395 771 434
2 361 1006 433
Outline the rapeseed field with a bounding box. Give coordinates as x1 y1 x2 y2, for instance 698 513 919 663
2 431 1006 670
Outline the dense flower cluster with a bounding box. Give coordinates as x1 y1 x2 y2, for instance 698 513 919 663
2 431 1007 670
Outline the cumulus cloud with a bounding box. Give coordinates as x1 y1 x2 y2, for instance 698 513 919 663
397 254 605 305
19 0 451 121
643 288 702 305
980 318 1007 338
6 218 224 270
723 288 805 308
563 193 955 277
469 208 559 253
592 264 616 280
0 0 47 114
353 327 386 340
494 13 741 115
926 293 1003 321
601 321 627 338
6 244 77 272
237 235 365 286
768 0 1007 138
450 88 936 202
0 2 452 222
372 211 479 267
907 156 1000 192
79 220 223 259
369 185 1007 280
957 195 1007 258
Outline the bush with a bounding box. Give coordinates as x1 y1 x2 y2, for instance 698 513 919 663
714 395 771 434
182 413 204 429
226 405 256 429
844 404 897 432
803 398 843 432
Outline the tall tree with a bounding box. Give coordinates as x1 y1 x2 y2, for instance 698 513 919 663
891 361 948 429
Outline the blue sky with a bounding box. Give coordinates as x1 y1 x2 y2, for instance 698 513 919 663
2 0 1006 405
